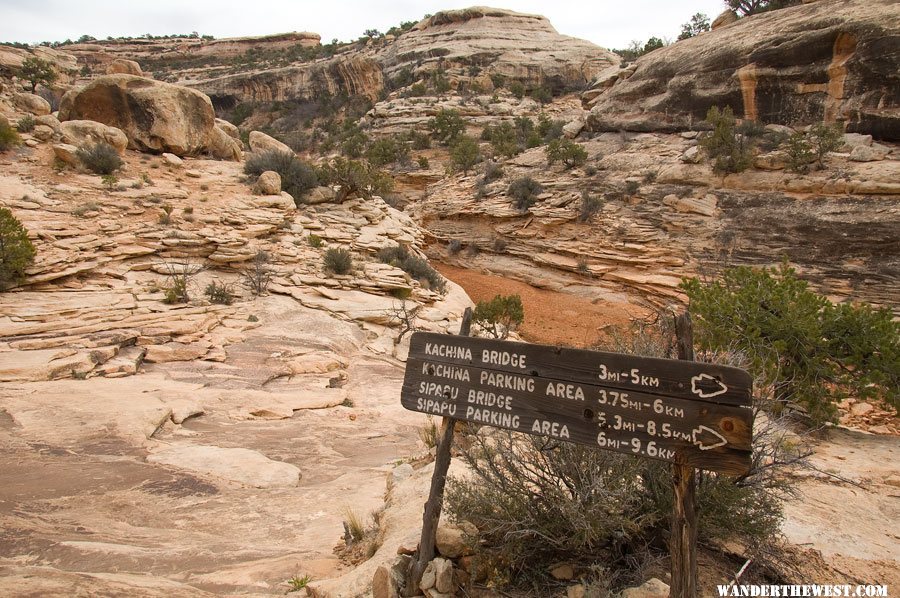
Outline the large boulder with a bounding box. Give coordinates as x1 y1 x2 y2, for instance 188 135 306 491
13 93 51 116
58 74 237 159
248 130 292 154
60 120 128 154
583 0 900 140
106 59 143 76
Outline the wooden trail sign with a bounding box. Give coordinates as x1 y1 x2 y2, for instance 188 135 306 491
401 331 753 476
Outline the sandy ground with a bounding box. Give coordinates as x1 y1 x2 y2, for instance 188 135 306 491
435 263 650 348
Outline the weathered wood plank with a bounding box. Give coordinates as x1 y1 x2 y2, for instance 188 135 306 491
408 332 751 406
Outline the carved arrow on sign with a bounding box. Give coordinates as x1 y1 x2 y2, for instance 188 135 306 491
692 425 728 451
690 373 728 399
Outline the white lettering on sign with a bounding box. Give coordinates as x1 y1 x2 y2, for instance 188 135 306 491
597 364 659 388
423 362 470 381
416 397 457 417
545 382 585 401
425 342 473 361
531 419 570 439
481 349 527 369
466 390 513 410
479 370 535 392
418 382 459 400
465 406 520 429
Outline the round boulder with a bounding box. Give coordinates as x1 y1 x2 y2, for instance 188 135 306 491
249 130 292 155
106 59 143 77
60 120 128 154
13 93 51 116
254 170 282 195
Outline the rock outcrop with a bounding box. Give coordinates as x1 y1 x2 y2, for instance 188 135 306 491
376 7 619 92
58 74 240 159
583 0 900 139
195 55 385 105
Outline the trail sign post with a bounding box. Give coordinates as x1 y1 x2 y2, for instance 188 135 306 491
401 316 753 596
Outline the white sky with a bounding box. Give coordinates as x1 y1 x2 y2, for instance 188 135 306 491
0 1 730 50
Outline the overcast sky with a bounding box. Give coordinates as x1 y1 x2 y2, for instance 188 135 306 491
1 0 730 50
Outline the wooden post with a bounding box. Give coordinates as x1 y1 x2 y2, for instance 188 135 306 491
404 308 472 596
671 312 699 598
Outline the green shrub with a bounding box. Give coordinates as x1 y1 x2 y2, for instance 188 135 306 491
0 120 21 152
699 106 753 174
244 150 318 204
18 56 57 92
482 160 504 183
0 207 36 290
427 109 466 145
204 280 234 305
410 130 431 150
507 176 543 212
546 138 587 169
624 180 640 195
377 245 446 294
323 247 352 275
317 158 393 202
449 135 480 174
16 115 35 133
483 121 521 158
682 262 899 423
472 294 524 339
416 155 429 169
536 113 564 143
530 86 553 105
783 132 815 173
508 81 526 99
307 234 323 248
578 191 604 222
365 136 410 167
804 123 843 169
76 143 123 175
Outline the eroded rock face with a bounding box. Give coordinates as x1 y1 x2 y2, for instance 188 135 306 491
584 0 900 139
377 7 619 92
197 55 385 105
58 74 236 158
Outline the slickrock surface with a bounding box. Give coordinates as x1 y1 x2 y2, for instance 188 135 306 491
0 139 470 595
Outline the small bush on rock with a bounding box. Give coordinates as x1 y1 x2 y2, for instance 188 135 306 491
317 158 393 202
16 115 35 133
76 143 123 175
507 176 543 212
449 135 480 174
324 247 352 275
472 294 524 339
204 280 234 305
699 106 753 174
0 207 36 290
244 150 318 205
427 109 466 145
546 138 587 169
0 120 21 152
377 245 446 294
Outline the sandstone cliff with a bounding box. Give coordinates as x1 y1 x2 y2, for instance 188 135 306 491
583 0 900 139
